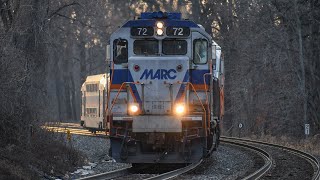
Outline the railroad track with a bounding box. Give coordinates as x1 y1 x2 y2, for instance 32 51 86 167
221 136 320 180
77 137 319 180
77 161 202 180
220 138 272 179
76 138 275 180
42 122 107 138
42 123 320 179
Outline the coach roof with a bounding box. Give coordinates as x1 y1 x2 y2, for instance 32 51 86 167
85 74 107 83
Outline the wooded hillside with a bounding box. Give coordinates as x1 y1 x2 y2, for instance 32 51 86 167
1 0 319 144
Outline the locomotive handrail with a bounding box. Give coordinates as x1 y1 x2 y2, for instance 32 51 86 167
108 81 141 114
177 82 206 116
204 59 213 130
178 81 207 137
203 73 212 105
203 73 212 130
106 61 114 113
203 59 213 106
109 81 207 117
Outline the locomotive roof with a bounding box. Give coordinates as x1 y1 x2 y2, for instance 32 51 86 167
122 11 200 28
212 41 222 50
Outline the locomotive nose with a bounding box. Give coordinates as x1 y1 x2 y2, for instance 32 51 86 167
128 56 189 115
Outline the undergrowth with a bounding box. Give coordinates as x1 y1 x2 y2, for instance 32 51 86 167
249 134 320 156
0 127 85 179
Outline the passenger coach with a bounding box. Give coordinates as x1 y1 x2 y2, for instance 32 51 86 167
81 74 109 133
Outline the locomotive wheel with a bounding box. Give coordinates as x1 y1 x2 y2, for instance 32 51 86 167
208 123 219 149
212 127 219 150
205 126 219 157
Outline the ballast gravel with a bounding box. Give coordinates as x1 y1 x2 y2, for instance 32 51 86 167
66 135 130 179
174 144 255 180
66 135 254 180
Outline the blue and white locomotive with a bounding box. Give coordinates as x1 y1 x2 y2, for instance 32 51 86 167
106 11 224 164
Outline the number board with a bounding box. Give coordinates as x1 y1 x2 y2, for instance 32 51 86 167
166 27 190 37
131 27 154 36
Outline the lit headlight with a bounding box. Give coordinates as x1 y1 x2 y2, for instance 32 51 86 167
156 29 164 36
156 21 164 36
175 104 185 115
129 104 139 114
156 21 164 29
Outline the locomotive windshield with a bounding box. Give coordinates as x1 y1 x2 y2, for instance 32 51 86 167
113 39 128 64
194 39 208 64
162 39 187 55
133 39 158 55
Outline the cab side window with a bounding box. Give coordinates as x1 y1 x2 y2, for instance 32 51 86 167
193 39 208 64
113 39 128 64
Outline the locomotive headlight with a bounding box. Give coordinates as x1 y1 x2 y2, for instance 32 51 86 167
156 21 164 36
156 21 164 29
129 103 139 114
156 28 164 36
175 104 185 115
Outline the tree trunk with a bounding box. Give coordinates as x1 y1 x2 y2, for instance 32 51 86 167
294 0 308 136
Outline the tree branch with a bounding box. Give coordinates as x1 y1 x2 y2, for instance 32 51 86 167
55 12 94 28
48 1 80 19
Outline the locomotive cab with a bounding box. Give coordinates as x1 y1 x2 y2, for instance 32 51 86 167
107 12 224 164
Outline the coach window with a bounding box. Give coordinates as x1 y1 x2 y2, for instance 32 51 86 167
113 39 128 64
162 39 187 55
134 39 158 55
86 108 97 117
86 84 98 92
193 39 208 64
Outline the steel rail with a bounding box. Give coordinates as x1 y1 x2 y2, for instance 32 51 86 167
42 126 108 138
144 160 203 180
220 138 272 179
76 161 202 180
48 123 318 179
221 136 320 180
76 167 131 180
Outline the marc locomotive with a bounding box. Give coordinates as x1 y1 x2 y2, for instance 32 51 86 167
105 11 224 164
